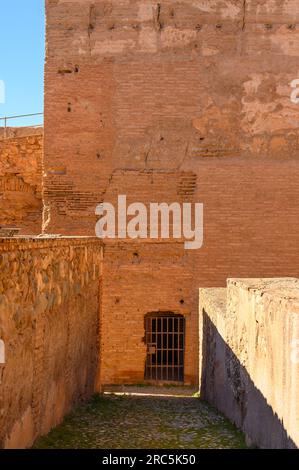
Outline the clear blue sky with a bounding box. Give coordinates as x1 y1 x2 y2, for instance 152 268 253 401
0 1 45 126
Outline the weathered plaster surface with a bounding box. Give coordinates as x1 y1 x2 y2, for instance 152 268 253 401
199 278 299 449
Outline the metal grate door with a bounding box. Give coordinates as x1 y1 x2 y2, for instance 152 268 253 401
144 314 185 382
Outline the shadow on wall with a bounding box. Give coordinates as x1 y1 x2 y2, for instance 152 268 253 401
200 311 297 449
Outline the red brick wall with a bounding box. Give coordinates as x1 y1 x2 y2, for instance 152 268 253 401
44 0 299 234
101 241 199 385
44 1 299 385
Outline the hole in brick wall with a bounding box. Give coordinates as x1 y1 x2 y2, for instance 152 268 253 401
200 137 205 141
180 299 185 305
160 136 164 141
288 24 296 30
115 297 120 304
216 24 222 29
265 23 273 30
58 65 79 74
132 252 141 264
196 24 202 31
58 68 72 74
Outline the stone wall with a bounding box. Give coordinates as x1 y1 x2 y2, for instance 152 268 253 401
0 128 43 234
199 278 299 449
0 237 102 449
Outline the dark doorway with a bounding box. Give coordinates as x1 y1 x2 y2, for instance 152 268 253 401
144 313 185 383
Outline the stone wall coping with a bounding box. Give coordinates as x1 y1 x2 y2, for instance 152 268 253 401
227 278 299 302
199 278 299 318
0 236 102 252
0 127 43 140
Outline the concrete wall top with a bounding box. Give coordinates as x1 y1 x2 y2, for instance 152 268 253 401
227 277 299 302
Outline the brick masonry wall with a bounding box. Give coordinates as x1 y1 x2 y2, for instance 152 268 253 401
199 278 299 449
44 1 299 385
0 128 43 234
101 241 199 385
44 0 299 234
0 237 102 449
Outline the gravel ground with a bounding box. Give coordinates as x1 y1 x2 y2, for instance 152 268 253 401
33 388 247 449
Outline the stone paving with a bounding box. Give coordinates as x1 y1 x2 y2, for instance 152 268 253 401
33 387 247 449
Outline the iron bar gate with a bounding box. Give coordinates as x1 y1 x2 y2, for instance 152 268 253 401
144 313 185 383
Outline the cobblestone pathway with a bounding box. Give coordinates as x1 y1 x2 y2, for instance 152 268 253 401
34 387 247 449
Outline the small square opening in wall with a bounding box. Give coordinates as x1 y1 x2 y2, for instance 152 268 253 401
144 312 185 383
